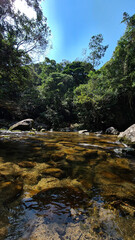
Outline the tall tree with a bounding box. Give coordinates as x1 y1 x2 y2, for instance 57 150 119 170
0 0 50 56
63 61 93 86
0 0 50 98
88 34 108 68
39 72 74 128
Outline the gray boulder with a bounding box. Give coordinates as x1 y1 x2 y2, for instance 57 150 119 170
105 127 119 135
9 119 34 131
118 124 135 146
78 130 89 135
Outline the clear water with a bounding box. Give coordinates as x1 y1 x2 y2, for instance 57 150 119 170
0 131 135 240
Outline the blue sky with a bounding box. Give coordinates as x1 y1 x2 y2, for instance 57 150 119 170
42 0 135 67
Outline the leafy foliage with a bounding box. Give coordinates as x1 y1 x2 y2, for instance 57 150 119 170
72 13 135 130
87 34 108 68
0 0 50 55
0 0 50 99
1 10 135 131
63 61 93 86
38 72 74 128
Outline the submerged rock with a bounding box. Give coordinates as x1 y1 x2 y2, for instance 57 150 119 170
95 163 135 201
0 219 9 240
20 200 123 240
40 167 63 178
33 186 89 204
0 180 23 205
18 161 36 168
119 202 135 217
31 186 90 225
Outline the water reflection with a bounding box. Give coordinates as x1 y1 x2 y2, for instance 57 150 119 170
0 132 135 239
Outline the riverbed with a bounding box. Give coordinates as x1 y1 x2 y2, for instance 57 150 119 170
0 131 135 240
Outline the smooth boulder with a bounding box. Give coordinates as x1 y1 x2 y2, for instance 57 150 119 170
118 124 135 146
9 119 34 131
78 130 89 135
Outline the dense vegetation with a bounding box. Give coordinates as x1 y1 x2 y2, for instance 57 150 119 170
0 1 135 131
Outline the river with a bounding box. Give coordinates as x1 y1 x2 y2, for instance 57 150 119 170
0 131 135 240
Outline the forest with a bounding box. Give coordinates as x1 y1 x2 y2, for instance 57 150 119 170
0 0 135 132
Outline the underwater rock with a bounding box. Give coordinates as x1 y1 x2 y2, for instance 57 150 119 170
0 219 9 240
27 177 61 195
31 186 90 225
33 186 89 205
0 180 23 205
25 177 86 198
94 161 135 202
40 167 63 178
29 223 61 240
22 170 40 185
18 161 36 168
0 162 22 180
20 218 61 240
0 162 23 206
98 177 135 201
51 151 65 161
119 202 135 217
34 163 50 172
66 154 85 162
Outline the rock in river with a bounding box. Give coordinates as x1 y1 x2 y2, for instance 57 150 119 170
118 124 135 146
105 126 119 135
9 118 34 131
78 130 89 135
0 181 23 205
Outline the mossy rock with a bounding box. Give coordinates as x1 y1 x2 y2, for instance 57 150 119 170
0 180 23 205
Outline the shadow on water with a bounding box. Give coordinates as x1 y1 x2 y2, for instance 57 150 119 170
0 132 135 239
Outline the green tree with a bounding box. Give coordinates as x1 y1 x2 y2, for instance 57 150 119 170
63 61 93 87
73 82 99 130
0 34 31 98
0 0 50 56
88 34 108 68
0 0 50 98
103 13 135 108
39 72 74 128
40 58 57 82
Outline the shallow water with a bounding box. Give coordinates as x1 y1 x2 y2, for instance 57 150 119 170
0 131 135 240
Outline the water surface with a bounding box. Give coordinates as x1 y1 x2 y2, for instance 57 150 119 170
0 132 135 240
